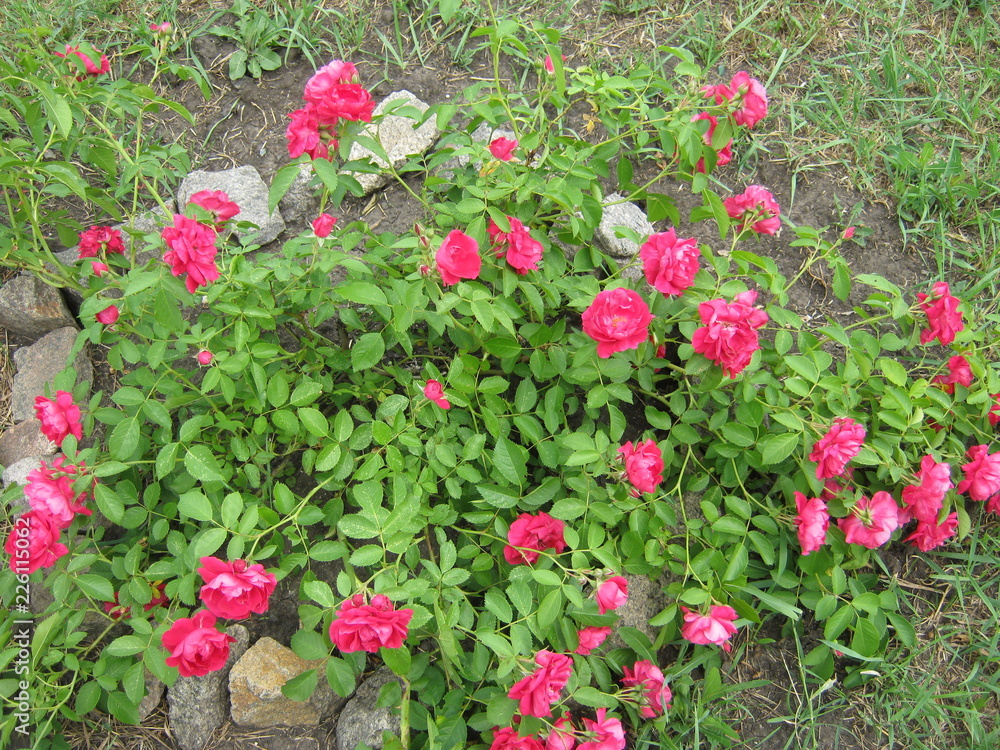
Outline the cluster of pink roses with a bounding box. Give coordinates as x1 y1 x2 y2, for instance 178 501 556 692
432 222 544 286
286 60 375 160
55 43 110 80
161 190 240 294
161 556 277 677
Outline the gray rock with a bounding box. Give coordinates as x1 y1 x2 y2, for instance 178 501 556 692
0 421 56 470
11 327 92 423
608 574 671 649
178 166 285 245
336 667 403 750
595 193 655 259
347 91 440 195
0 274 76 339
139 669 165 721
167 624 249 750
2 455 47 489
279 164 320 225
230 636 342 728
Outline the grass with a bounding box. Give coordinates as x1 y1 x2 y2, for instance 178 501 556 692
2 0 1000 748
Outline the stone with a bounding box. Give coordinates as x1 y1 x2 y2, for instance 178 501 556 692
0 421 56 469
0 274 76 339
138 669 165 721
167 624 249 750
279 164 320 225
230 636 342 728
336 667 403 750
608 574 670 649
595 192 656 259
178 166 285 245
11 327 92 423
347 91 440 195
2 455 47 490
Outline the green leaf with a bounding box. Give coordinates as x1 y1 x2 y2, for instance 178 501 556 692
536 588 562 629
269 162 304 214
281 669 318 702
75 574 114 603
185 444 226 483
338 514 379 539
298 407 329 437
850 616 882 657
156 442 180 479
339 281 388 307
531 569 562 587
493 435 527 486
476 485 519 508
109 416 140 461
759 432 799 465
886 610 916 647
351 332 385 371
94 484 125 524
178 490 214 522
573 686 618 708
349 544 383 566
192 527 228 559
303 579 336 607
381 645 411 677
824 604 855 640
326 657 356 697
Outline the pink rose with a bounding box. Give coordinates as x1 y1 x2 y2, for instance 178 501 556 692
507 650 573 717
312 83 376 123
504 512 566 565
932 354 972 395
809 417 866 480
77 226 125 258
25 457 92 529
55 44 110 79
578 709 625 750
793 492 828 555
595 576 628 615
488 217 543 274
838 491 900 548
197 556 277 620
639 229 700 296
105 581 168 619
303 60 359 102
312 213 337 238
489 137 518 161
702 72 768 128
680 604 739 651
906 513 958 552
91 261 110 276
917 282 964 346
435 230 481 285
691 112 732 173
617 439 664 496
581 288 654 359
723 185 781 235
286 105 331 160
188 190 240 228
546 716 576 750
957 445 1000 501
900 455 952 523
574 626 611 655
149 22 171 34
96 305 119 325
621 660 672 718
490 727 544 750
329 593 413 652
690 290 769 378
423 379 451 410
197 349 214 366
34 391 83 446
162 610 236 677
161 214 220 293
4 511 69 575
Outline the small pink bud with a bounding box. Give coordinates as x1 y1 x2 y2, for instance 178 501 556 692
91 261 109 277
418 264 431 276
197 350 214 365
842 226 856 239
149 22 171 33
96 305 119 325
312 213 337 238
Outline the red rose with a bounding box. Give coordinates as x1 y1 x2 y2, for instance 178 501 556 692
4 511 69 575
690 290 769 377
435 230 481 285
77 226 125 258
932 354 972 394
197 349 214 366
917 282 964 346
286 106 331 160
329 593 413 652
575 626 611 655
161 214 220 293
312 213 337 238
617 439 664 496
96 305 119 325
723 185 781 235
25 457 92 529
702 72 768 128
507 650 573 717
793 492 828 556
621 660 672 718
197 556 277 620
581 288 654 359
640 229 700 296
488 217 542 274
489 137 518 162
680 604 739 651
162 610 236 677
808 417 865 480
489 727 544 750
55 44 110 79
34 391 83 447
503 512 566 565
595 576 628 615
578 709 625 750
900 455 952 523
188 190 240 229
838 491 900 548
906 513 958 552
423 379 451 409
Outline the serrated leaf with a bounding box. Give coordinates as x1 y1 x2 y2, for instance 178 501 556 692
351 332 385 371
281 669 318 702
75 574 114 603
759 432 799 465
185 444 225 483
178 490 214 522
